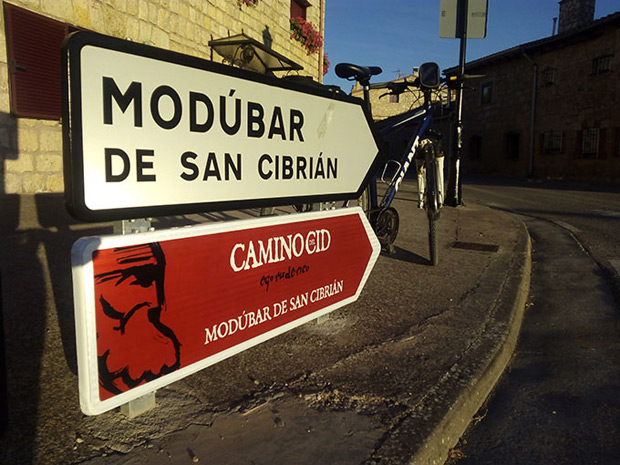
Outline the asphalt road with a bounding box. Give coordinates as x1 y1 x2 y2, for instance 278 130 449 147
445 177 620 464
463 176 620 300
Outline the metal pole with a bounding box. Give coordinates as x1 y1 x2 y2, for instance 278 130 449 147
446 0 467 207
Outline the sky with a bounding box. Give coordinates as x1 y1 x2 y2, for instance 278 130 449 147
322 0 619 87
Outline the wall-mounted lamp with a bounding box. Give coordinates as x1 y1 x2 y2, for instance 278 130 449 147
209 33 303 74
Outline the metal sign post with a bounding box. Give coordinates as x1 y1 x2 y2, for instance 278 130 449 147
446 0 469 207
440 0 488 207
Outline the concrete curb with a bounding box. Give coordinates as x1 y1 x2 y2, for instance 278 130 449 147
375 218 532 465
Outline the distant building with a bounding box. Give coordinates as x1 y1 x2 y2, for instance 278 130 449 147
352 71 420 121
445 0 620 182
0 0 326 194
349 69 449 121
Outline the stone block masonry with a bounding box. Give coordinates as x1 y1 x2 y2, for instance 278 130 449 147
0 0 324 194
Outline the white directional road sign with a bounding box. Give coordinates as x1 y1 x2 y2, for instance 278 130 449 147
62 32 380 221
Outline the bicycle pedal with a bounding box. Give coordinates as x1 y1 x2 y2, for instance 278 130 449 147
378 238 396 254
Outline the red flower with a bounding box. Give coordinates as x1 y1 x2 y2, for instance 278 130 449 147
290 16 323 55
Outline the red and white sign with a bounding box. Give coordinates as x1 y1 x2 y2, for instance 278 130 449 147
71 208 380 415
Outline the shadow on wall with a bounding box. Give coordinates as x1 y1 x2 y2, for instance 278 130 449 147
262 25 273 48
0 110 18 440
0 111 18 196
0 116 114 462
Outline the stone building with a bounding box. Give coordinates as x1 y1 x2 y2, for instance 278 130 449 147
0 0 326 194
351 71 422 121
445 0 620 182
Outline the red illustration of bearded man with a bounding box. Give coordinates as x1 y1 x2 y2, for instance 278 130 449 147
93 243 180 399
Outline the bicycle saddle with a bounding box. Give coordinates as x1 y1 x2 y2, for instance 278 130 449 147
335 63 382 85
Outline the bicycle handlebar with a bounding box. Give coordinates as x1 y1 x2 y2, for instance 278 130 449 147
372 78 421 98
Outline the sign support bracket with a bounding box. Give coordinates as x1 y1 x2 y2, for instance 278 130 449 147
120 392 156 418
115 218 157 418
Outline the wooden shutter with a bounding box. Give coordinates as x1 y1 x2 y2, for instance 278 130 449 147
4 3 68 119
290 0 309 20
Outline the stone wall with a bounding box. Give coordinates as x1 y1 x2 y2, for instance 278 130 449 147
0 0 325 194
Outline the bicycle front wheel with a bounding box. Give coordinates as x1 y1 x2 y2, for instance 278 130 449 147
424 140 440 266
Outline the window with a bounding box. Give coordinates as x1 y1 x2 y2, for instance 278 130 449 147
504 132 520 159
542 131 563 153
468 135 482 160
4 3 76 119
581 128 600 158
592 54 612 75
480 82 493 105
290 0 310 20
541 66 556 87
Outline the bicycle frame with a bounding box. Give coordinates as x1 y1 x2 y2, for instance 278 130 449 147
336 61 443 259
370 99 435 209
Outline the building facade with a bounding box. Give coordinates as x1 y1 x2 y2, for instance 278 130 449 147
446 0 620 182
0 0 325 194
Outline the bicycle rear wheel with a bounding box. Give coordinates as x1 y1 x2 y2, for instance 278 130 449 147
424 141 440 266
428 210 438 266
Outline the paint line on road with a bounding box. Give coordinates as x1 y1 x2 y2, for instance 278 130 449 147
552 220 581 234
594 210 620 218
610 260 620 278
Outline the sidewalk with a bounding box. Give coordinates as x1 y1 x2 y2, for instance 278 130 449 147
0 180 530 465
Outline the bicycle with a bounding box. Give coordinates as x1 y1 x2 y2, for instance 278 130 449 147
335 62 445 264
